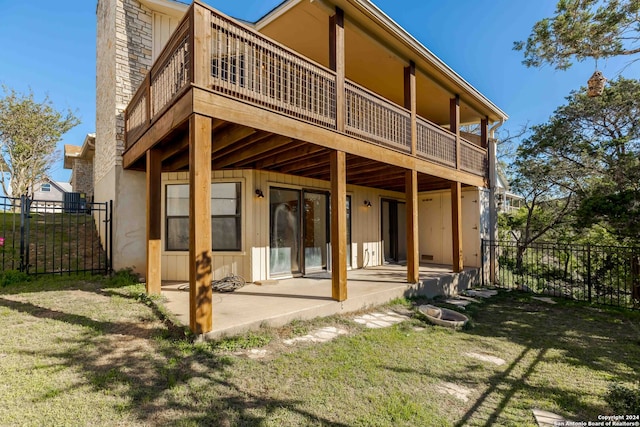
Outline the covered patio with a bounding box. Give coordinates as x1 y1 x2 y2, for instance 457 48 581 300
161 264 479 338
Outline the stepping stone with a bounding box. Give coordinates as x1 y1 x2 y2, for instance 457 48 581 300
443 298 474 309
465 289 498 298
532 297 557 305
532 408 567 426
436 382 472 402
352 311 410 329
247 349 269 359
464 352 506 366
283 326 348 345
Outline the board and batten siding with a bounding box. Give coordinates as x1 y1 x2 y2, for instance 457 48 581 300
161 170 253 281
160 167 482 282
152 12 180 60
418 187 482 268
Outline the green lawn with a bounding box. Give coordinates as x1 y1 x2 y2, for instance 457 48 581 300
0 274 638 426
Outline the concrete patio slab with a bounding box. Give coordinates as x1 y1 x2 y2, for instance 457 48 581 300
161 264 479 339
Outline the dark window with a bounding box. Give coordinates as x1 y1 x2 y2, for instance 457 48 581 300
165 182 242 251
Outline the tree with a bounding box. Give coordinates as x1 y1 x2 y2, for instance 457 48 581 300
514 0 640 70
507 77 640 245
0 87 79 198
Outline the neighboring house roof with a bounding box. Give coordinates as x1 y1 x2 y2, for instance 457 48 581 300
64 133 95 169
37 178 71 194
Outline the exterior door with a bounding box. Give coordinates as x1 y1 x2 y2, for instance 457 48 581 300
303 191 329 273
382 199 407 263
270 188 301 276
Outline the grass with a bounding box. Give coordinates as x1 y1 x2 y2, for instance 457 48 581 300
0 211 107 274
0 275 639 426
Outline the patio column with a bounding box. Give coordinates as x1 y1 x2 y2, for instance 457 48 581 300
404 61 417 155
406 170 419 283
330 150 347 301
330 7 345 132
189 113 213 334
451 181 463 273
450 95 460 169
146 148 162 295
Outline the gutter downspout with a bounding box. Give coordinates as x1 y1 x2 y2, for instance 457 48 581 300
488 119 504 285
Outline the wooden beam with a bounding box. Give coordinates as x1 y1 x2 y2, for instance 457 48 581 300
189 114 213 335
480 117 489 149
163 151 190 172
256 144 326 169
451 181 463 273
123 89 193 168
159 133 189 162
330 7 345 132
192 90 486 187
235 140 306 167
450 95 460 169
406 170 419 283
277 152 329 174
213 135 294 169
330 150 347 301
404 61 417 156
146 148 162 294
212 125 257 154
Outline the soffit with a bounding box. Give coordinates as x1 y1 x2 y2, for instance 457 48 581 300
256 0 507 124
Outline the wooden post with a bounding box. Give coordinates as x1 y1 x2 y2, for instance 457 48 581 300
189 114 213 334
330 7 345 132
406 170 419 283
404 61 417 155
451 181 463 273
450 95 460 169
146 148 162 295
480 117 488 149
191 2 210 87
330 150 347 301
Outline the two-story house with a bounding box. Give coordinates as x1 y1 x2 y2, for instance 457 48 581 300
94 0 507 334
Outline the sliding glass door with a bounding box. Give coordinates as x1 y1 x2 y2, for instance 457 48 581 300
270 188 301 276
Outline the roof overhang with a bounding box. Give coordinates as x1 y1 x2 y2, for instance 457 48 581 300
139 0 188 17
64 133 95 169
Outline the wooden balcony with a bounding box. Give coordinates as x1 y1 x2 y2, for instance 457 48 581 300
123 1 488 190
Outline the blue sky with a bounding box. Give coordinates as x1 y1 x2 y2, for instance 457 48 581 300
1 0 638 183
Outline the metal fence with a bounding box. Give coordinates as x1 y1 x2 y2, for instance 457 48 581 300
482 240 640 310
0 195 112 276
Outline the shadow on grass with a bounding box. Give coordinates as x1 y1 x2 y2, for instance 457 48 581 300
384 291 640 425
1 276 349 426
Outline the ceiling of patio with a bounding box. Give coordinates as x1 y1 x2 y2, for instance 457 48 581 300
128 119 455 193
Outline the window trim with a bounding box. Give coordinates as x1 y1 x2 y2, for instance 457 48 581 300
164 181 243 253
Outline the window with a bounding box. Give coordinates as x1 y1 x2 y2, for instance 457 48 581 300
165 182 242 252
41 183 51 192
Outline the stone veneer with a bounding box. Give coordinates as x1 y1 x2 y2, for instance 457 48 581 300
95 0 152 184
71 159 94 200
95 0 153 272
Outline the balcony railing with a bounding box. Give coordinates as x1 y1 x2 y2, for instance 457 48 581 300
124 3 488 179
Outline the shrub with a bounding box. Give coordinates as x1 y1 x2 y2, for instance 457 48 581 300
605 382 640 414
0 270 30 287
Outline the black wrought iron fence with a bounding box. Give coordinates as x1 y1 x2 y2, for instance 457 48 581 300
482 240 640 310
0 195 112 276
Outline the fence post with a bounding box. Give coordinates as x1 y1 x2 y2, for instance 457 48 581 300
481 239 485 287
108 200 113 274
587 243 592 303
19 195 26 272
